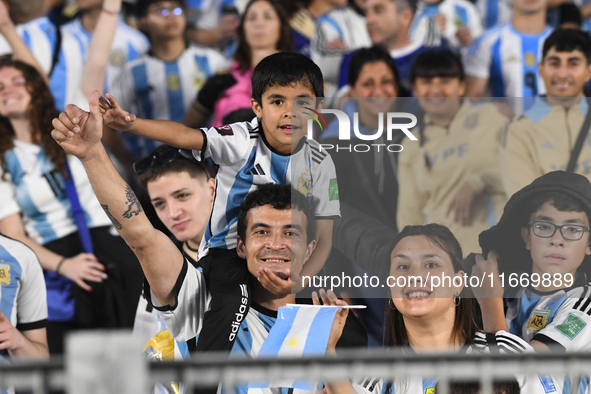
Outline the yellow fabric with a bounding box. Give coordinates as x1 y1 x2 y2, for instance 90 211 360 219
397 102 509 254
143 330 176 361
500 101 590 198
289 9 316 39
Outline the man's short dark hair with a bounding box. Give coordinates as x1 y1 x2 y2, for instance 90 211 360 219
135 0 186 18
237 184 316 244
523 191 591 228
138 145 211 190
251 52 324 106
542 29 591 64
411 49 465 83
391 0 418 18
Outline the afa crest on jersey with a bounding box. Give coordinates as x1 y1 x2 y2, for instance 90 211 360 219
527 306 550 333
0 262 10 285
297 170 313 199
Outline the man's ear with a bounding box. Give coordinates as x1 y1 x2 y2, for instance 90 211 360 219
251 98 263 118
315 99 325 111
303 240 317 265
521 227 532 250
236 236 247 259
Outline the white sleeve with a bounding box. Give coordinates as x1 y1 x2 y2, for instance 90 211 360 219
148 260 211 342
463 35 492 79
534 295 591 352
16 245 47 328
311 152 340 218
108 65 138 116
207 49 231 74
310 17 346 85
198 123 252 166
352 378 384 394
492 331 561 394
467 3 484 41
0 174 21 221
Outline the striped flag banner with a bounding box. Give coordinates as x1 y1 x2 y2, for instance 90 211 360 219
249 304 340 390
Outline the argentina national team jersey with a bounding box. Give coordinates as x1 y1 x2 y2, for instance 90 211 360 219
50 19 149 112
0 235 47 334
506 277 591 351
464 23 553 98
352 331 559 394
0 16 58 75
411 0 483 49
194 118 340 258
474 0 512 29
111 45 230 160
0 140 111 245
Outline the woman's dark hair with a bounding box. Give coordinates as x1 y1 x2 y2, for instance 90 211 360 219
348 46 403 96
410 49 465 83
234 0 294 70
386 224 479 348
0 59 64 180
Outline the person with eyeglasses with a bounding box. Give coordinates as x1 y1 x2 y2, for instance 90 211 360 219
470 171 591 362
109 0 230 162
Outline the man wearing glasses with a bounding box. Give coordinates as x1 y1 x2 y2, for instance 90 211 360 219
471 171 591 356
109 0 230 161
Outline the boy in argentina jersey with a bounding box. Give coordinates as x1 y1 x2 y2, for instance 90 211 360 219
99 52 339 357
473 172 591 392
463 0 552 99
109 0 230 160
499 29 591 198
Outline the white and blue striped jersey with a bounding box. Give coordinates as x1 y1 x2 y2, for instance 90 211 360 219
475 0 512 29
110 45 230 160
0 234 47 334
193 119 340 258
411 0 483 49
50 18 149 111
463 23 553 97
351 331 559 394
311 6 371 88
506 280 591 351
0 140 111 245
0 16 58 75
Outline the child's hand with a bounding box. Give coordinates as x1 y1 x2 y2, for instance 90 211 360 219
99 93 137 132
257 267 292 295
312 289 349 353
471 250 504 301
455 26 473 47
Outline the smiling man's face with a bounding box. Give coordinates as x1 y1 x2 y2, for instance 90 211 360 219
237 204 315 291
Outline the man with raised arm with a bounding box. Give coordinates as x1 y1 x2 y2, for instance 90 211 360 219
51 92 366 393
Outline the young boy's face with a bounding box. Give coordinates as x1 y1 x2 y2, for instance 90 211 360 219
539 47 591 99
521 202 591 283
251 83 317 155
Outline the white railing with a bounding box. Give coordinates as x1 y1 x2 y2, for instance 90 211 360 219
1 331 589 394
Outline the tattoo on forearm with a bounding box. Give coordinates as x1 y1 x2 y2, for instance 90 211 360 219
122 185 143 219
101 204 122 230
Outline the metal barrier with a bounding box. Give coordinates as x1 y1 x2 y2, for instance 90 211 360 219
0 331 589 394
